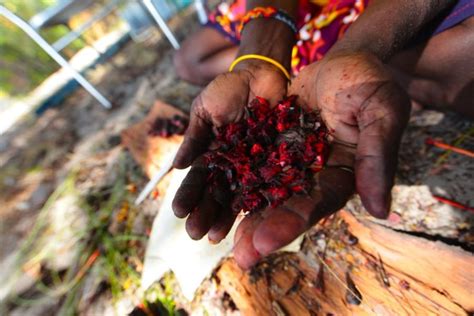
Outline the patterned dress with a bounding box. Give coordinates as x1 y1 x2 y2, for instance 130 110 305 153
206 0 474 75
207 0 369 75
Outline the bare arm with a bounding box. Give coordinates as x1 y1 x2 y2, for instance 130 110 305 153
235 1 298 71
329 0 455 60
174 0 299 168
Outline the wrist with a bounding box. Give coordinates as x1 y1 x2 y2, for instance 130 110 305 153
237 18 295 71
232 57 288 82
324 48 380 64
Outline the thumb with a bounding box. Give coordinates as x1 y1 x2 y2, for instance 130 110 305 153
287 62 321 108
173 109 212 169
355 82 410 218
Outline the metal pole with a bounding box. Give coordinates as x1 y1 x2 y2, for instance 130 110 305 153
141 0 180 50
52 0 119 52
0 5 112 109
194 0 208 24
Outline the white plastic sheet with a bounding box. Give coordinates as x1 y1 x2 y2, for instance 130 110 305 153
141 168 303 300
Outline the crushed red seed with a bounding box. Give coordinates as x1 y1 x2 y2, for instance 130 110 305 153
148 115 189 137
205 96 329 214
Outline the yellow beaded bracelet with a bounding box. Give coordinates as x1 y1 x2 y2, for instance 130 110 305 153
228 54 291 80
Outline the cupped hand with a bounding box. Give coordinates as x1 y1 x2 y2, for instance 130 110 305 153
173 52 410 270
172 61 288 243
173 61 288 169
231 52 411 268
291 52 411 218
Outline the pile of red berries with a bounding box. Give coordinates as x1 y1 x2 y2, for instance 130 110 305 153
148 115 189 137
205 96 329 214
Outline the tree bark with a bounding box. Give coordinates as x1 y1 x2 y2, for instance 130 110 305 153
216 210 473 315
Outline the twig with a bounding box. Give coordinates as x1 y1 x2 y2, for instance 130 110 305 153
426 137 474 158
72 249 100 284
432 195 474 214
434 131 470 167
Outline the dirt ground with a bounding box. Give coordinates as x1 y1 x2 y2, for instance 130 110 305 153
0 11 202 315
0 8 473 316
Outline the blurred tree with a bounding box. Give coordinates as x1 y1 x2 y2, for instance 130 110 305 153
0 0 190 98
0 0 86 97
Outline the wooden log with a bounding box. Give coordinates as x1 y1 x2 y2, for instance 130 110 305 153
216 210 473 315
121 100 186 195
340 210 474 311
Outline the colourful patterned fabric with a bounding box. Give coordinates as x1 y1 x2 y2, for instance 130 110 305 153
206 0 247 44
238 6 298 35
433 0 474 34
206 0 369 74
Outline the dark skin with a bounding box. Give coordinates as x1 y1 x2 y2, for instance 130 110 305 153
173 29 238 85
172 0 473 269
